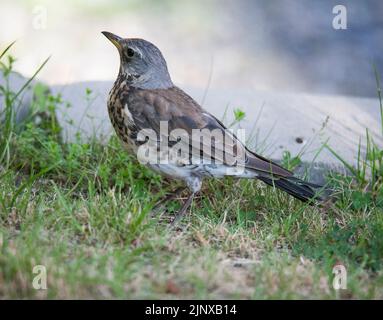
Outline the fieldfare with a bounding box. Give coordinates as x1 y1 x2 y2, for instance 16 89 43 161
102 31 327 223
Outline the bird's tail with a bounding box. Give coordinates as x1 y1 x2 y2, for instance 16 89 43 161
257 175 329 202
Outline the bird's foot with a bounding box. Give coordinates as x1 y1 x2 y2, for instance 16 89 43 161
171 192 195 225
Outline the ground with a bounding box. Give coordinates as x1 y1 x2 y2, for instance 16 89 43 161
1 132 382 299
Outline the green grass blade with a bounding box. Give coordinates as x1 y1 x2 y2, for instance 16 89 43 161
11 55 50 104
324 143 360 181
373 64 383 136
0 41 16 61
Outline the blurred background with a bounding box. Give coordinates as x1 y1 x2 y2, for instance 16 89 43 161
0 0 382 97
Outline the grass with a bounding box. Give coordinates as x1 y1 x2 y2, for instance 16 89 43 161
1 44 383 299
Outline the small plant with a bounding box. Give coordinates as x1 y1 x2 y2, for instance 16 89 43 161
226 107 246 128
325 67 383 207
281 150 302 171
30 82 63 141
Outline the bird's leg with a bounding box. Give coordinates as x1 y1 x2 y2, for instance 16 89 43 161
171 192 195 224
171 176 201 224
153 186 186 209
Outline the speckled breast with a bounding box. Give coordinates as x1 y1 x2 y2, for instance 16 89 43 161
107 78 138 152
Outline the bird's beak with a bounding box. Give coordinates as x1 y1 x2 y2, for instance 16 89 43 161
102 31 123 51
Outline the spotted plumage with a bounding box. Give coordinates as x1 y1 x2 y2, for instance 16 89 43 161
107 78 135 147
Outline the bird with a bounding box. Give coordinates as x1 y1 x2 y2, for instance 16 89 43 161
102 31 328 223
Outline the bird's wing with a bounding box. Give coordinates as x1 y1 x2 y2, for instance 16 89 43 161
127 86 292 177
203 112 293 177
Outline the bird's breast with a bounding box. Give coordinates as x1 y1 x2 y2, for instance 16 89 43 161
107 80 138 151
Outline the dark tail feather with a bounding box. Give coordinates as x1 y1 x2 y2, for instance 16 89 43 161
257 176 329 202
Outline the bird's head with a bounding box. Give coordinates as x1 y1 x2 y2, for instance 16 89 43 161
102 31 173 89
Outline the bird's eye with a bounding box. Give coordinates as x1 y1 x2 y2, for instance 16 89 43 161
126 48 135 58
